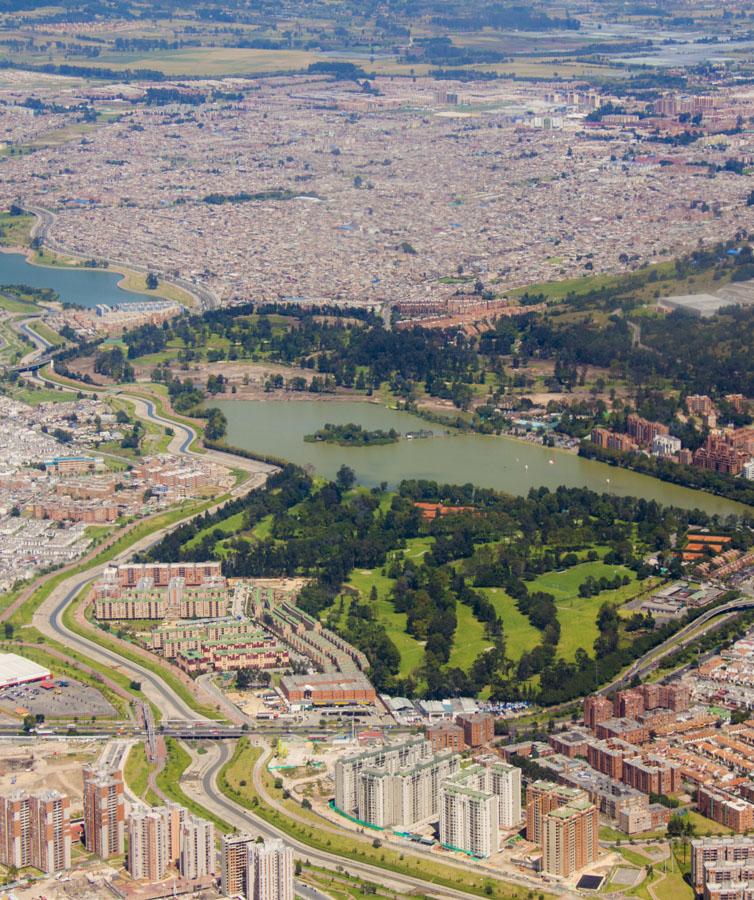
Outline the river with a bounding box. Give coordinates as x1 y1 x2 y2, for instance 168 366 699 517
0 250 150 307
211 399 748 518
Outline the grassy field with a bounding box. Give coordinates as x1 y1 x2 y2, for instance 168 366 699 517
0 211 34 247
114 268 196 307
449 602 490 670
8 384 78 405
30 320 65 346
527 561 640 660
478 588 541 658
0 292 39 314
345 568 424 677
124 742 153 800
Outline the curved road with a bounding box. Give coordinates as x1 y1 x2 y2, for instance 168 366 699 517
600 591 754 693
25 203 217 311
45 575 203 721
197 742 538 900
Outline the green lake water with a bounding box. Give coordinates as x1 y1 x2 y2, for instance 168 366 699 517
211 399 748 518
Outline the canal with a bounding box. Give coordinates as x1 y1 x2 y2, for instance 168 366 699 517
211 399 748 518
0 250 150 307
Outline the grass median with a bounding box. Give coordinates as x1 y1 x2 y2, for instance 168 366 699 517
61 583 223 721
157 738 231 832
125 742 154 801
218 738 541 900
5 497 231 722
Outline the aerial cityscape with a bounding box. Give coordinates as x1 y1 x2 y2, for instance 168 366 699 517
2 0 754 898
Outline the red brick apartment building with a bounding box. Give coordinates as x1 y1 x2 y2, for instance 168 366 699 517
455 713 494 747
626 414 669 447
426 722 466 753
591 428 638 453
698 786 754 833
82 766 125 860
584 695 613 729
693 435 751 476
116 562 222 587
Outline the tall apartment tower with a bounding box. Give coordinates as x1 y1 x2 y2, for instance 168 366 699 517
488 762 522 829
439 782 499 859
542 797 599 878
247 839 295 900
127 806 170 882
179 815 215 880
0 790 71 874
163 802 185 868
82 765 125 859
221 832 254 897
30 790 71 874
525 781 587 845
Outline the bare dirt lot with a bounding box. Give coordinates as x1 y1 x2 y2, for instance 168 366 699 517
0 738 101 812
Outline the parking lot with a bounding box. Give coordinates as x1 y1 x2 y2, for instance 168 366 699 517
0 678 116 719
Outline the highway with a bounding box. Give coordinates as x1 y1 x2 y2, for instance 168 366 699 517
599 590 754 694
44 574 208 722
194 742 521 900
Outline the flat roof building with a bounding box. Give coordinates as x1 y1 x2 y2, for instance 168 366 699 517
281 672 376 707
0 653 51 689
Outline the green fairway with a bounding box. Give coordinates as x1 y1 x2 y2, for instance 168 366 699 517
527 561 640 660
449 602 491 670
527 561 636 602
346 568 424 677
478 587 541 658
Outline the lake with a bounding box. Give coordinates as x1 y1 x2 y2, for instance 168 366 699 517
0 251 150 307
212 399 748 518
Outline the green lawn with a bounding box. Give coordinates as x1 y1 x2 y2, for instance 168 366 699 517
0 293 38 313
0 211 34 247
478 588 540 659
449 603 491 670
184 509 247 550
345 568 424 677
9 385 78 405
30 321 65 346
527 561 640 660
124 742 152 800
685 810 733 836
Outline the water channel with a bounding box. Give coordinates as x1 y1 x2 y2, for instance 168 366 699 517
212 399 748 518
0 250 150 307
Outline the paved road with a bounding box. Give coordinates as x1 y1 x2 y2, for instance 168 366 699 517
193 741 564 900
196 742 489 900
600 592 754 694
41 573 206 721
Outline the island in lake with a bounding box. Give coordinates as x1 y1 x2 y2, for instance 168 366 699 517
304 422 400 446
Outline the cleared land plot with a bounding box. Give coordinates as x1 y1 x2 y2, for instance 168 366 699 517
94 47 325 75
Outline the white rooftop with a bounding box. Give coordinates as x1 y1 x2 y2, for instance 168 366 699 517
0 653 51 688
